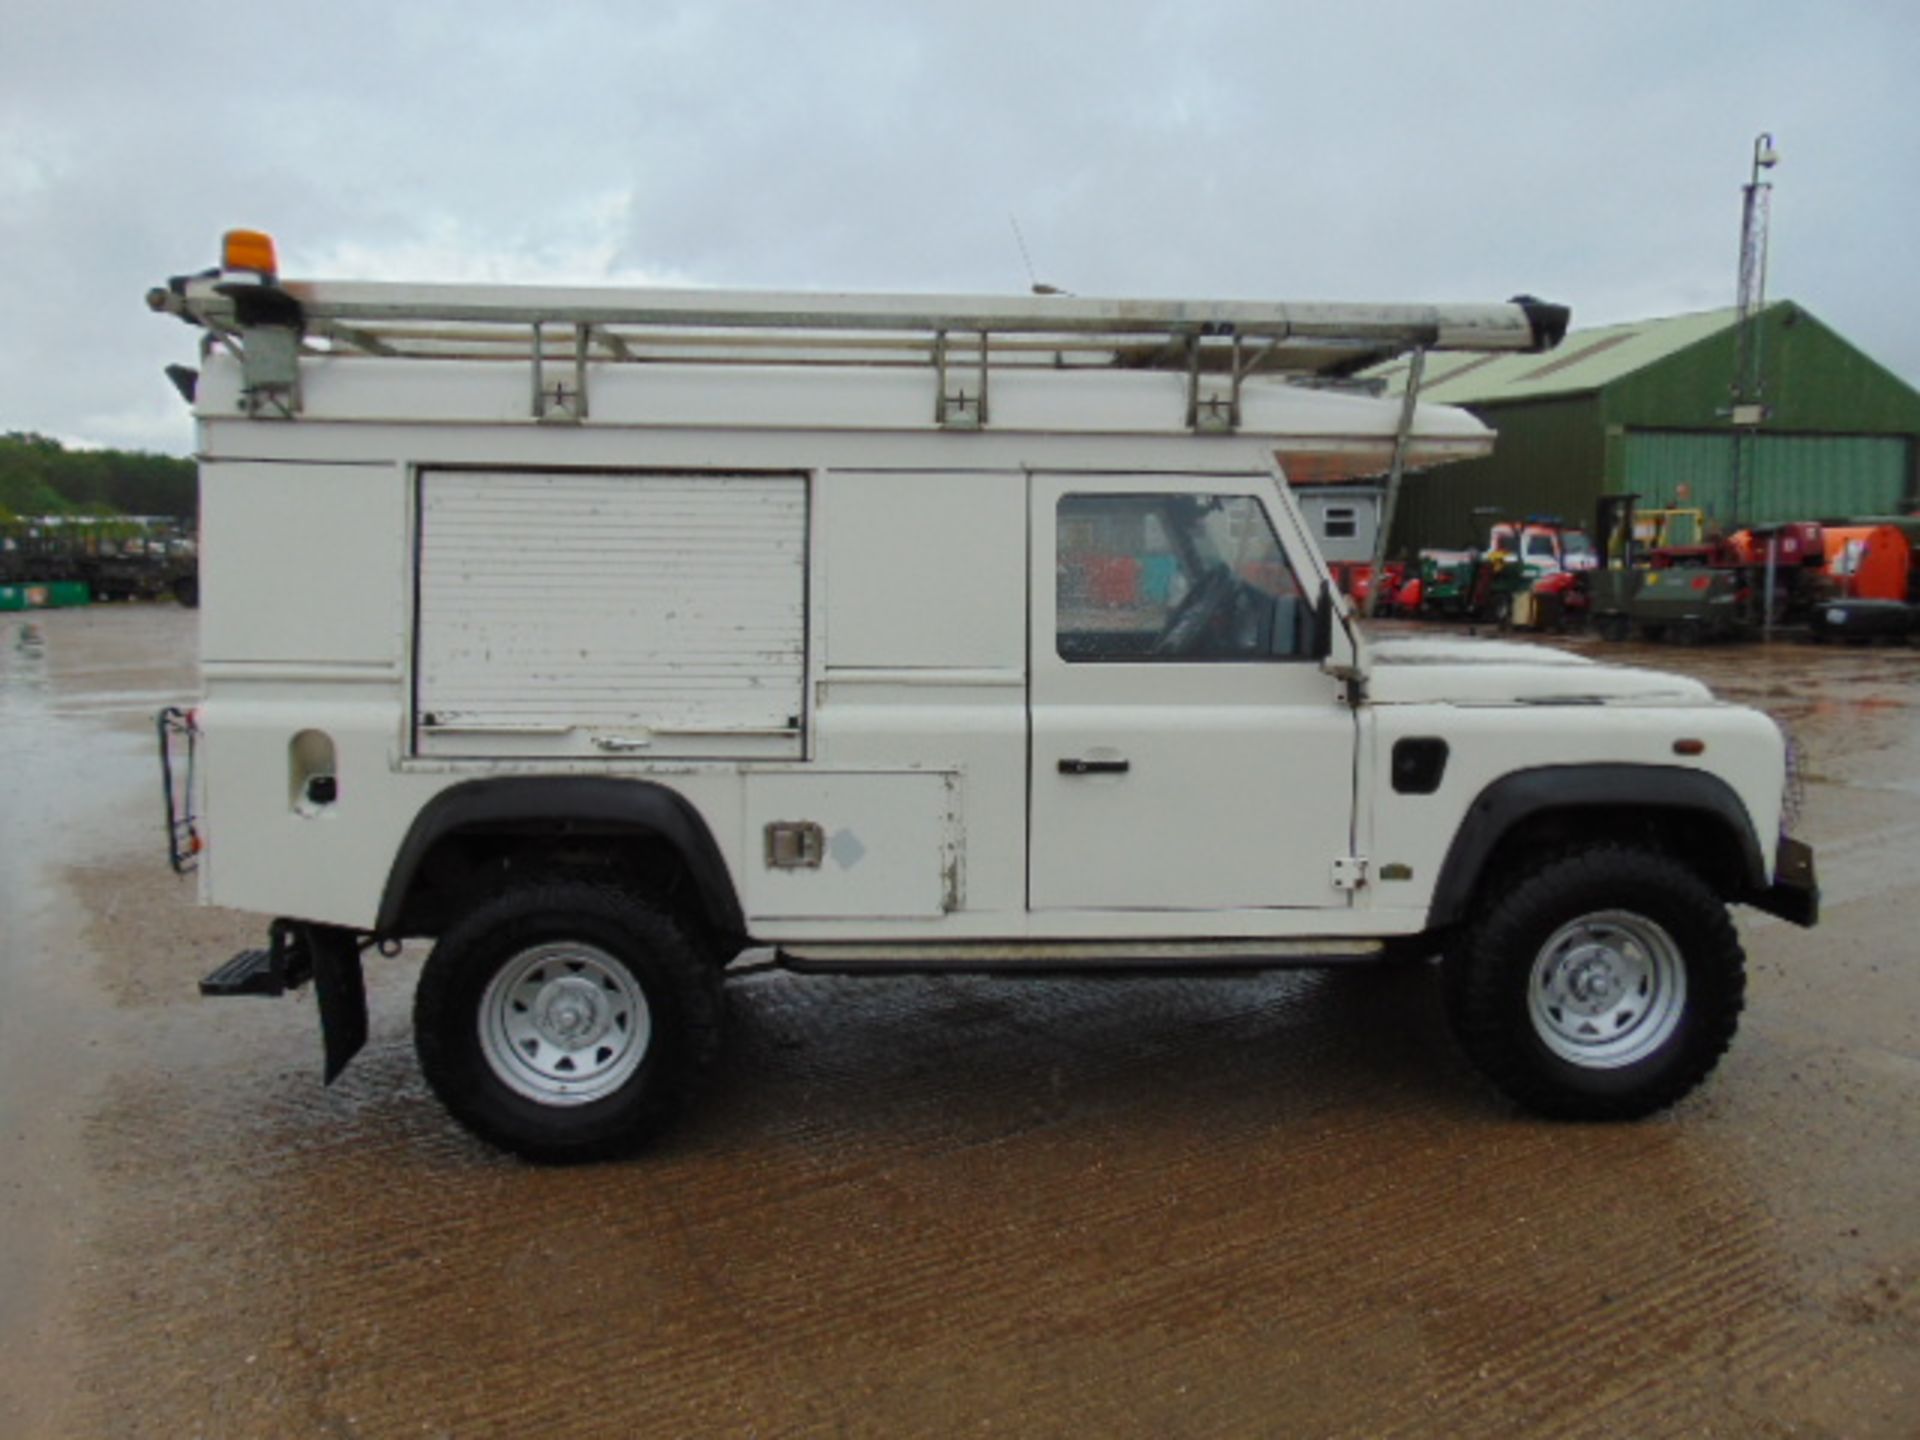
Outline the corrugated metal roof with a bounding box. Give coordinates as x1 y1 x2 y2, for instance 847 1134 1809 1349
1366 306 1740 403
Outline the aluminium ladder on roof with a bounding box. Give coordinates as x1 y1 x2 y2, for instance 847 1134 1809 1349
149 272 1568 434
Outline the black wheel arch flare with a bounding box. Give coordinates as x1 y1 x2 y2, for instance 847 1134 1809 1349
377 777 746 941
1425 765 1768 929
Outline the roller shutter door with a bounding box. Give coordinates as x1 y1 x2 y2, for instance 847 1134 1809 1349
415 469 807 759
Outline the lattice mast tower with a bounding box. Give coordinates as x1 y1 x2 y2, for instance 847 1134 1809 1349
1729 132 1779 526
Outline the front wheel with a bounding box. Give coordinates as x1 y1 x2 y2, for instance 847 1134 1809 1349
1444 846 1745 1120
415 882 723 1162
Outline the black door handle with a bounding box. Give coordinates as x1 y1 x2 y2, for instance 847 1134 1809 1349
1058 757 1130 776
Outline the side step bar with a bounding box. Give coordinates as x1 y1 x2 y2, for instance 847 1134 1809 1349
777 938 1385 976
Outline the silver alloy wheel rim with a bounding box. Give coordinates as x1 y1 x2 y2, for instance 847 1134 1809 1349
1527 910 1687 1069
479 942 652 1105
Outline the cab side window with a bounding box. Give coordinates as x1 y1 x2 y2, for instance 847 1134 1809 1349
1056 493 1309 661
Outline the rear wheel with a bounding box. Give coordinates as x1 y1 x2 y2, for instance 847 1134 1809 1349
1597 612 1632 643
1444 846 1745 1120
415 881 723 1162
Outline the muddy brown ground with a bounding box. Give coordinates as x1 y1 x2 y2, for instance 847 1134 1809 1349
1 606 1915 1437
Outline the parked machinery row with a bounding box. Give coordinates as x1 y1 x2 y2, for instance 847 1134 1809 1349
1376 512 1599 630
0 517 199 607
1371 498 1920 645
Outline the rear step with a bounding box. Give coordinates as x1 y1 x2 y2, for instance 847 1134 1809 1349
197 922 368 1084
199 921 312 997
200 948 280 996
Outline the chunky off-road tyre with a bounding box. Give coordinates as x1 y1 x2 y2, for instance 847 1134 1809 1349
415 882 723 1163
1444 846 1745 1120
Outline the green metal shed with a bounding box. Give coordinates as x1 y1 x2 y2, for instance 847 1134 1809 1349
1365 303 1920 555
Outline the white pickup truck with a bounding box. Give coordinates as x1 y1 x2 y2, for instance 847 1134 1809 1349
152 233 1816 1161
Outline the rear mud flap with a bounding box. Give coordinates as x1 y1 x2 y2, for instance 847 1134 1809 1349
306 925 369 1084
1751 836 1819 929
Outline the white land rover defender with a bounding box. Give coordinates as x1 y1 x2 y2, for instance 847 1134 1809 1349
152 233 1817 1162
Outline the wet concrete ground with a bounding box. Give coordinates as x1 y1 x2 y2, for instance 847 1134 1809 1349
1 606 1915 1437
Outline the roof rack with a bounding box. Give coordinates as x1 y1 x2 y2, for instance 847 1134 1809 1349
149 272 1568 432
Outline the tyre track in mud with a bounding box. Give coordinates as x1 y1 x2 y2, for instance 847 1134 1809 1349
62 956 1915 1437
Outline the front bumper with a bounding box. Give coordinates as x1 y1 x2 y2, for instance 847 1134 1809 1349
1750 835 1819 928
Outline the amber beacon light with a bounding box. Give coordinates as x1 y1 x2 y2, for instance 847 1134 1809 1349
221 228 278 277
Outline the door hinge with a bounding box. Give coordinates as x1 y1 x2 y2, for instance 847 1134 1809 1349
1332 856 1369 892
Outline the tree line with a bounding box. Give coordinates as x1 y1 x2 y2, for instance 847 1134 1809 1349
0 432 196 524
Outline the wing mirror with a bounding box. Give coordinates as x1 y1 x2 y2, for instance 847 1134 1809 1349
1311 581 1334 660
1269 583 1336 660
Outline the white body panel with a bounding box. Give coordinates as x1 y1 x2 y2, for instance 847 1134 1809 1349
818 471 1025 670
184 341 1787 950
201 461 406 664
1359 698 1786 924
742 771 956 919
195 357 1496 476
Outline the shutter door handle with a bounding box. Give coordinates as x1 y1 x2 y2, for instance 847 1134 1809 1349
592 734 655 752
1058 757 1130 776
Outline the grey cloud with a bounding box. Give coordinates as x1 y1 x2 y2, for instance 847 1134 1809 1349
3 0 1913 454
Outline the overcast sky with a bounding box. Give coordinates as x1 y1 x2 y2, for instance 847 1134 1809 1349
3 0 1914 455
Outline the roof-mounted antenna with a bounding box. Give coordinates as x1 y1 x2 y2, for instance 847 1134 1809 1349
1009 215 1068 296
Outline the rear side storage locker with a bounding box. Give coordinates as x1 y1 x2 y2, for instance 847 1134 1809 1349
415 469 808 760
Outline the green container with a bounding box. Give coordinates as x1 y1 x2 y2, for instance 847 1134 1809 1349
0 580 91 610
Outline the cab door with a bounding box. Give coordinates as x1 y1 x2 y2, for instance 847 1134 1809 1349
1028 474 1357 913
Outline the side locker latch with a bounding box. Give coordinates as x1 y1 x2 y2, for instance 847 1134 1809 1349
1332 856 1369 892
766 821 825 870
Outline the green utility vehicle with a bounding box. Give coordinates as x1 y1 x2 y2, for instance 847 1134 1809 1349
1588 495 1747 644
